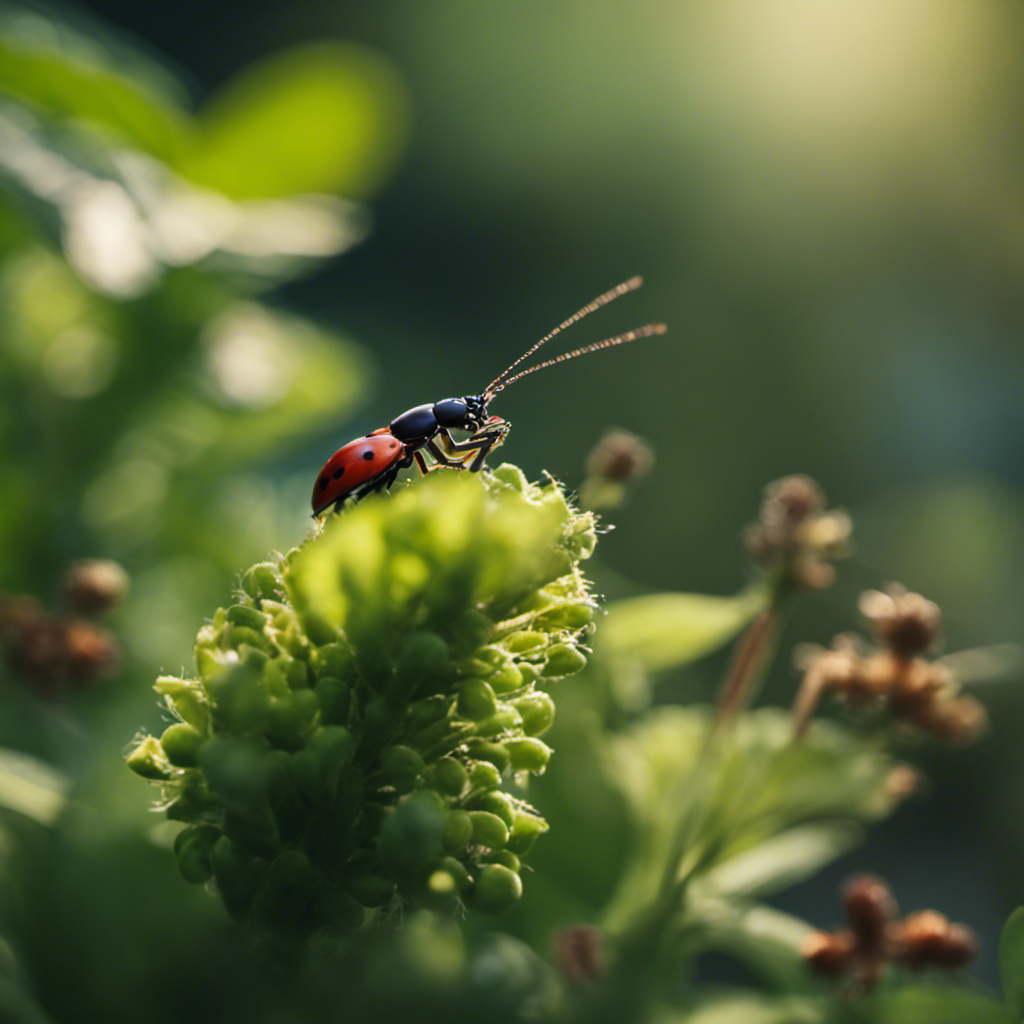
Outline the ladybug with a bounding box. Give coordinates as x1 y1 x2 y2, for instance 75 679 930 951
312 277 666 516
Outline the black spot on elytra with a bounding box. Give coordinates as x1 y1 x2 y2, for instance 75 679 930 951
319 477 328 491
363 450 375 461
333 467 345 479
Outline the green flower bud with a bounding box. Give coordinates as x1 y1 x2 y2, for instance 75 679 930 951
431 856 471 892
130 470 591 933
542 643 588 678
490 464 528 491
126 736 171 780
379 744 426 793
291 726 355 804
442 809 474 854
472 864 523 913
473 706 522 738
174 824 220 883
457 678 498 720
226 604 268 631
504 737 552 774
343 872 396 908
378 791 445 878
240 563 284 602
487 850 521 872
503 631 547 655
155 677 210 734
161 723 203 768
506 812 549 854
466 741 511 773
488 665 524 694
314 675 350 724
468 760 503 792
511 692 555 736
432 757 467 797
469 810 509 850
475 790 516 829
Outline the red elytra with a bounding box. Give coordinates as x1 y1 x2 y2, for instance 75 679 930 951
312 434 404 516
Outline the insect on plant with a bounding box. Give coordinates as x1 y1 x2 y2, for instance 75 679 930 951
312 277 667 516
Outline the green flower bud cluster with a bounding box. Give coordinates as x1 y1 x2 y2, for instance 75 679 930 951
128 466 596 933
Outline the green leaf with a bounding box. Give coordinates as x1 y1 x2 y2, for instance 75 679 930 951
1001 907 1024 1022
183 42 409 200
653 992 827 1024
875 986 1010 1024
0 13 191 161
700 821 863 898
600 586 768 670
0 748 69 825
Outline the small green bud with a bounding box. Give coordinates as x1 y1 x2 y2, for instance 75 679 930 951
211 835 260 915
472 864 522 913
475 790 516 829
473 706 522 738
309 642 354 680
224 624 271 654
226 604 268 630
490 464 527 491
431 856 471 892
126 736 171 780
452 609 493 651
542 643 587 678
503 631 547 655
155 677 210 734
516 662 540 685
300 610 339 647
378 791 445 877
240 563 284 602
267 688 319 748
468 760 503 791
379 745 426 793
488 665 524 694
285 658 310 690
504 737 552 773
314 675 350 724
174 825 220 883
506 811 549 854
457 678 498 720
252 849 317 929
394 632 450 700
540 600 594 630
469 810 509 850
442 809 473 854
291 726 355 803
161 723 203 768
466 740 511 773
344 872 396 908
510 693 555 736
432 757 467 797
487 850 521 872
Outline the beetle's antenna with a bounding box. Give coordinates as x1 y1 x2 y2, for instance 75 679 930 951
482 276 645 399
487 323 667 395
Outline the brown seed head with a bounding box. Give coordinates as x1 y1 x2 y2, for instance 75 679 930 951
843 875 897 948
63 560 129 616
860 585 941 658
893 911 977 971
585 429 653 484
802 929 856 978
63 620 120 681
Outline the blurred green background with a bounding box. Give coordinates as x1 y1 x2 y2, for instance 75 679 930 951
1 0 1023 1019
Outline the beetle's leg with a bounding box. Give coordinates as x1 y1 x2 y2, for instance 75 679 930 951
433 419 510 473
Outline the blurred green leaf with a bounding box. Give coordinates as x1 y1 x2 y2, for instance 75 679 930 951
874 986 1010 1024
600 586 768 671
1001 907 1024 1022
183 42 409 200
654 992 827 1024
0 9 190 161
0 749 68 826
700 821 863 899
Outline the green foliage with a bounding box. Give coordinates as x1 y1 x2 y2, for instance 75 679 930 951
128 470 597 932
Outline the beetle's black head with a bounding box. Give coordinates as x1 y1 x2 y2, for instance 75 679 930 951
434 395 488 431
